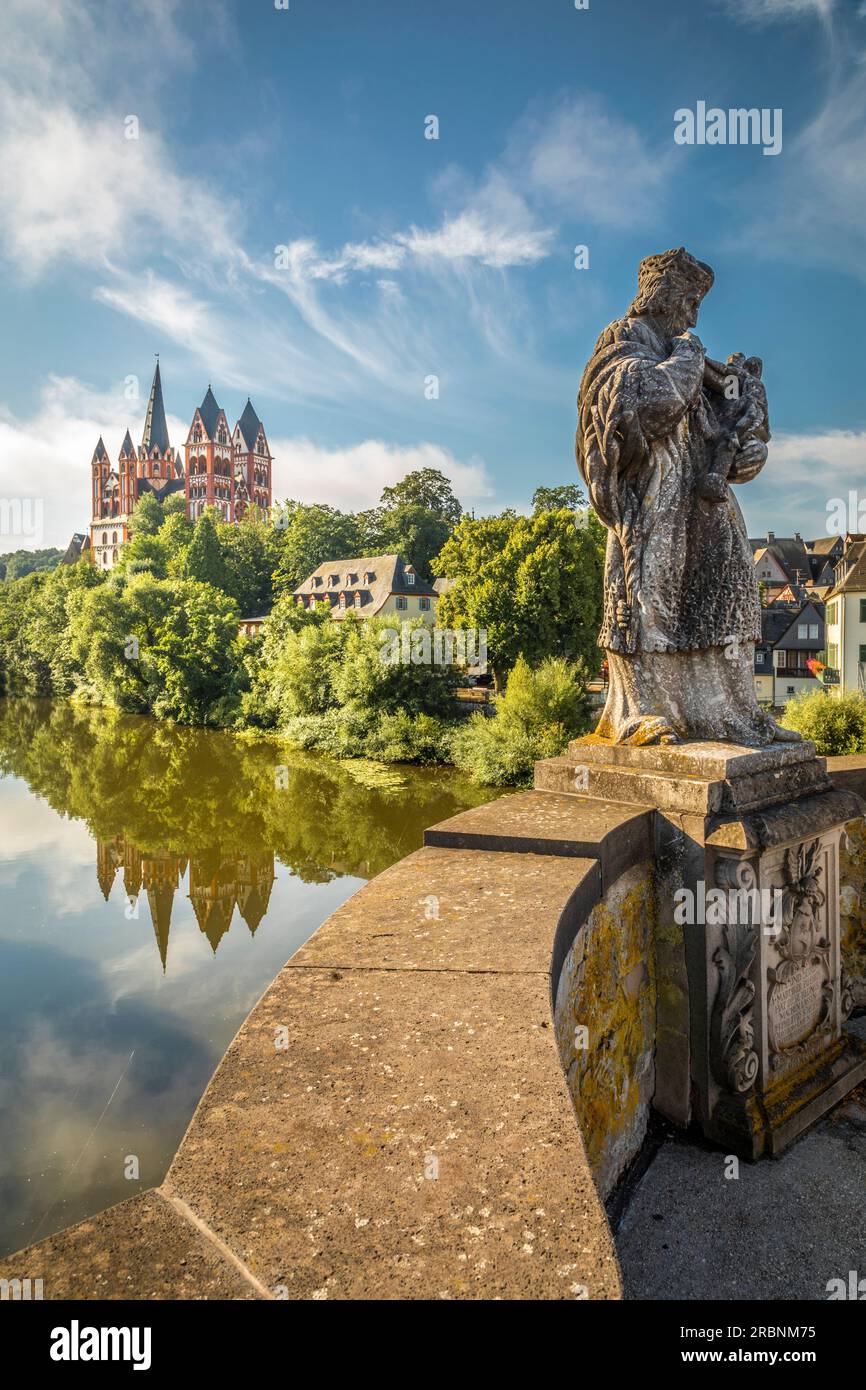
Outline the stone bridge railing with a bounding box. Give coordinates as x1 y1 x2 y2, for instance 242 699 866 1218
2 759 865 1300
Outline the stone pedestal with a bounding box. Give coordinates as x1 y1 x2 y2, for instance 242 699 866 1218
535 738 866 1159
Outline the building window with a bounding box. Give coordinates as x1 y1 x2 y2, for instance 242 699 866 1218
859 645 866 664
860 599 866 623
406 572 415 585
776 650 786 667
756 652 764 665
339 593 346 608
809 624 818 639
787 686 795 696
354 592 362 608
420 597 431 611
396 596 408 611
797 624 807 639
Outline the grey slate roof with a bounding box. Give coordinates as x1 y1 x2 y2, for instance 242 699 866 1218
136 475 186 502
141 362 171 456
293 554 438 618
119 429 135 458
236 398 263 452
828 539 866 597
198 385 222 439
92 436 107 463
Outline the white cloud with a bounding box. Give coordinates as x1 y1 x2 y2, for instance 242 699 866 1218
0 97 244 283
744 428 866 536
768 428 866 482
0 375 193 549
719 0 834 22
507 95 670 228
270 437 493 512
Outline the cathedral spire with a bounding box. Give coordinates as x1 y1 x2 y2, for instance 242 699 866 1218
141 360 170 455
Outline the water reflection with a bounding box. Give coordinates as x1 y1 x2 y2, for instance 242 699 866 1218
0 698 496 1256
0 698 494 972
96 837 275 965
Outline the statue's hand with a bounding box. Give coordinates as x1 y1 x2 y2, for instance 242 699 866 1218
727 438 768 484
673 331 705 357
616 599 631 631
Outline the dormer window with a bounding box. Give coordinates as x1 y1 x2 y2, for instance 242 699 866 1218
313 576 322 587
354 592 362 608
330 574 340 586
406 571 415 585
346 573 357 585
339 592 346 608
363 571 373 584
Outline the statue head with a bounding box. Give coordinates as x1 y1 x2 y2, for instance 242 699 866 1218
628 247 714 336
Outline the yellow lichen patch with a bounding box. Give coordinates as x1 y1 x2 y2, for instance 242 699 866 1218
554 863 656 1198
840 817 866 1008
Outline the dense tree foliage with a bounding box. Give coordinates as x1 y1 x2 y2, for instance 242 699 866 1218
450 656 593 786
0 474 605 783
0 547 64 581
434 506 605 689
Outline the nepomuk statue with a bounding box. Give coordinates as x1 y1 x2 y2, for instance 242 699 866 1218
576 247 800 746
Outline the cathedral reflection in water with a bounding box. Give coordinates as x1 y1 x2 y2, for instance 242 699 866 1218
96 835 276 966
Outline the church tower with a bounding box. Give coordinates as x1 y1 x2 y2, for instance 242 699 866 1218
232 399 272 521
87 360 273 564
185 386 233 521
138 360 180 485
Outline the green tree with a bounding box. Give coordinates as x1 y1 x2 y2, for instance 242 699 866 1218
531 484 586 514
781 690 866 754
271 504 361 593
67 573 243 724
450 655 593 786
221 509 283 615
181 511 232 592
0 547 64 582
435 509 604 690
129 492 165 537
376 468 463 580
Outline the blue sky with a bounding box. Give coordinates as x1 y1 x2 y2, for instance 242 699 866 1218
0 0 864 548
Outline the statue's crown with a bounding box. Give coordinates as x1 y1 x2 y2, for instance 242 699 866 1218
635 246 714 299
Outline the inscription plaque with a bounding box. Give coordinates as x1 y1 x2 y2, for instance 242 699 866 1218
768 962 824 1051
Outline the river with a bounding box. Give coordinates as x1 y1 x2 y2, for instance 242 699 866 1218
0 698 498 1258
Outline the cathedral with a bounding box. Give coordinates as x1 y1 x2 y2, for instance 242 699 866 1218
88 360 273 569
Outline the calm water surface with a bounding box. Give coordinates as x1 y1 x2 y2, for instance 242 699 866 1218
0 698 497 1257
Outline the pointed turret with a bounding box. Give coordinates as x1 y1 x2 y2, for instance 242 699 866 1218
119 429 135 459
141 361 170 456
198 385 221 440
91 436 108 466
147 884 175 972
236 399 263 453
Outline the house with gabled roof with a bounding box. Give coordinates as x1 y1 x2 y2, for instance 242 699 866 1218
754 599 825 707
292 554 439 624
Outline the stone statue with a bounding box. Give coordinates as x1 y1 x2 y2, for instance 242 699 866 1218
576 247 800 746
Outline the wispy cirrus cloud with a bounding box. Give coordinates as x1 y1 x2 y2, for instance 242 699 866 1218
718 0 835 23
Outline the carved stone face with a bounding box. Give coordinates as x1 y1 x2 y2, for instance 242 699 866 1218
641 275 705 337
